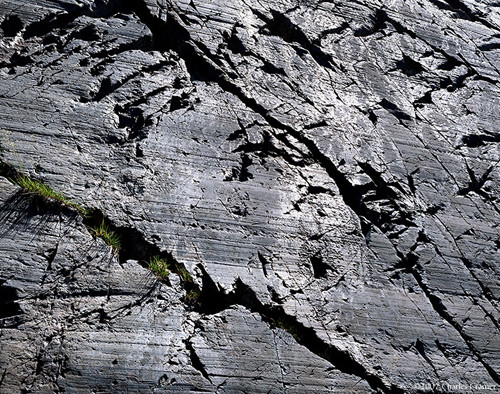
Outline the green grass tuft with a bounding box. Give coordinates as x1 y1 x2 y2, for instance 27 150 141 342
270 316 303 343
91 220 121 250
149 256 170 280
176 265 193 283
185 288 201 305
12 173 88 216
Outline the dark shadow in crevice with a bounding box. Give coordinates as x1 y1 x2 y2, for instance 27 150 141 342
193 277 402 394
1 15 24 37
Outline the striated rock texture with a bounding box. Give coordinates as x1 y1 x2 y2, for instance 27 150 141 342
1 0 500 392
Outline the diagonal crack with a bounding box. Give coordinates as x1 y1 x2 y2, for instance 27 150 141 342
410 265 500 385
193 274 402 394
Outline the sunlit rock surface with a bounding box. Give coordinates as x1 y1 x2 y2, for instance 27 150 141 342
1 0 500 392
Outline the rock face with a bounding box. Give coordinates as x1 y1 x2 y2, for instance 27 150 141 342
1 0 500 392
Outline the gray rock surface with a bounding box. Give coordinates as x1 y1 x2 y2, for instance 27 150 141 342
1 0 499 392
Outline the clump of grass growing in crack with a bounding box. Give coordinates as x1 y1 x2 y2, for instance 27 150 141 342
175 264 193 283
149 256 171 280
12 173 88 216
1 161 125 253
185 288 201 305
170 262 201 306
269 315 303 343
90 220 121 251
146 255 200 304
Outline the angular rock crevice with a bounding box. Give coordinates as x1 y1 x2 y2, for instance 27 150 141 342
2 0 500 391
427 0 497 31
193 275 402 393
251 8 344 73
0 160 199 305
184 338 214 384
410 264 500 385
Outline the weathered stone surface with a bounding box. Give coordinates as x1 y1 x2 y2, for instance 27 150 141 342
1 0 500 392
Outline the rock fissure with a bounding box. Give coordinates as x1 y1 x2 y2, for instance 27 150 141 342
194 276 402 393
410 265 500 385
2 0 500 391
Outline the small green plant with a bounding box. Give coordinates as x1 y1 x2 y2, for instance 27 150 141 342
176 265 192 283
270 316 303 343
91 220 121 250
12 173 88 216
1 160 126 253
185 288 201 305
149 256 170 280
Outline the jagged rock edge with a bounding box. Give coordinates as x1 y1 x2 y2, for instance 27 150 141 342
1 158 396 392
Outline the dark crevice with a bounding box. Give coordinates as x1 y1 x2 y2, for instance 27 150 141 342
119 0 223 82
479 42 500 51
90 35 154 65
70 24 102 42
1 15 24 37
410 264 500 385
379 99 413 122
395 55 425 77
224 153 255 182
0 285 22 319
304 120 328 130
114 105 147 140
353 8 389 37
196 265 227 315
82 209 199 306
413 91 434 108
3 52 33 68
194 278 401 394
91 59 169 103
310 253 330 279
232 129 307 167
251 8 344 73
24 11 80 40
357 162 402 200
223 25 248 55
111 82 175 143
461 133 500 148
415 339 439 378
185 340 213 384
258 252 269 278
442 69 475 92
21 0 135 41
169 90 199 112
261 59 287 76
0 368 6 386
222 29 289 78
458 164 493 198
437 55 463 71
427 0 497 31
314 22 350 43
43 245 58 271
390 251 419 273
